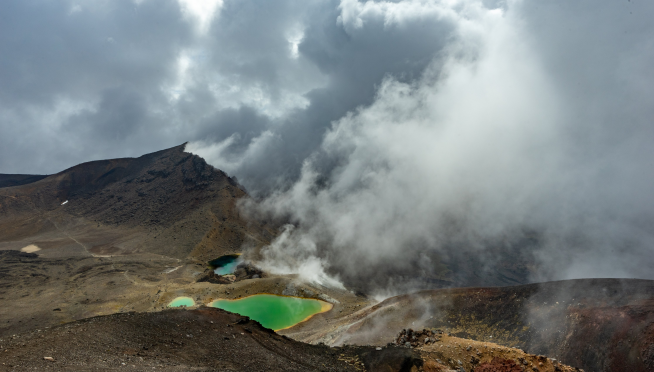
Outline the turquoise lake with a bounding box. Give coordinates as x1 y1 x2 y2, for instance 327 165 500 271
168 296 195 307
209 254 241 275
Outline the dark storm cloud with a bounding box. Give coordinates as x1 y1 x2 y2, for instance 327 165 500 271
192 0 457 191
0 0 190 105
0 0 455 182
0 0 191 173
65 87 147 141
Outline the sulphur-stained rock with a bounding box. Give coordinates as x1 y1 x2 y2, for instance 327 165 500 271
415 332 579 372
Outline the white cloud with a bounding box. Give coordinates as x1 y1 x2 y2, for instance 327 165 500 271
186 130 280 176
249 0 654 291
337 0 465 33
164 50 194 101
207 80 310 119
287 28 304 59
177 0 223 34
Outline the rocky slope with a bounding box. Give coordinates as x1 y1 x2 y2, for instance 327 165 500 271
397 329 578 372
0 307 422 372
0 174 47 188
293 279 654 372
0 144 274 262
0 305 581 372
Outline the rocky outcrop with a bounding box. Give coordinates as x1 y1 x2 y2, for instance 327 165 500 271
197 270 237 284
391 329 578 372
233 262 265 281
393 328 443 348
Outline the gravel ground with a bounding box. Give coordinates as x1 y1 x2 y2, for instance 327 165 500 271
0 307 419 372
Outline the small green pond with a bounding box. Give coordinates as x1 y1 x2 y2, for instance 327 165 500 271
209 254 241 275
210 294 332 331
168 296 195 307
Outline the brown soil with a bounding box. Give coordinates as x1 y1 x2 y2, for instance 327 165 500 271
387 328 577 371
0 249 364 340
0 307 423 372
473 359 523 372
417 333 577 372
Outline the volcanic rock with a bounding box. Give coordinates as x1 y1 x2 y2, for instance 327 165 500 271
0 143 274 261
1 307 420 371
308 279 654 372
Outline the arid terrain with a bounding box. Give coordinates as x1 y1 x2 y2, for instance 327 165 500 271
0 307 418 371
1 305 583 372
288 279 654 372
0 146 651 371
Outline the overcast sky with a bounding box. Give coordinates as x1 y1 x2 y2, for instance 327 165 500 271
2 0 654 290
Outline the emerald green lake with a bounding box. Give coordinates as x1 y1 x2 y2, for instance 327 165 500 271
210 294 332 330
168 296 195 307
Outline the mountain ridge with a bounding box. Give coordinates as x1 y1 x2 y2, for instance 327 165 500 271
0 144 272 261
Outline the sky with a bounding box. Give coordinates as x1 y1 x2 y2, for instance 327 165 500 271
2 0 654 291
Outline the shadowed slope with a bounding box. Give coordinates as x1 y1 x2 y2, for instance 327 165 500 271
0 307 423 372
0 174 48 188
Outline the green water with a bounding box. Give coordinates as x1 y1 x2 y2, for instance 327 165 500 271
210 294 330 330
209 255 241 275
168 296 195 307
